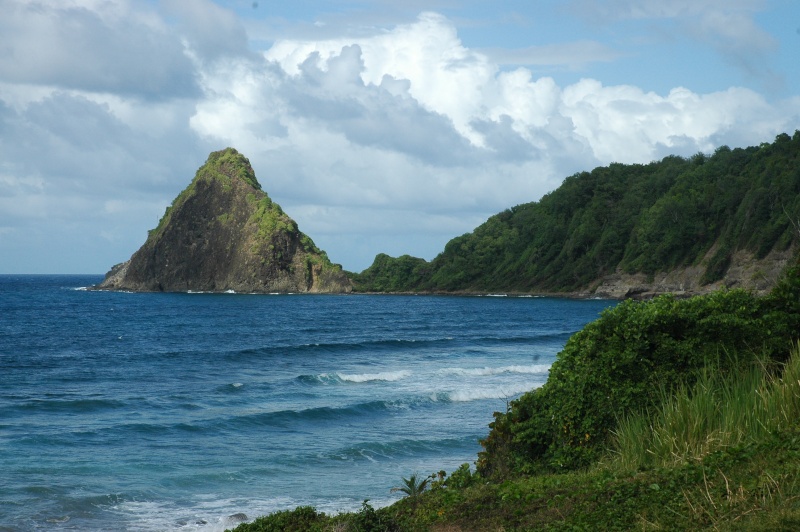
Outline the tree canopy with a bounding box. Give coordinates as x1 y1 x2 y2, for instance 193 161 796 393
352 132 800 293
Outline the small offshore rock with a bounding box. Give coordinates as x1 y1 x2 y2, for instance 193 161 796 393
228 512 248 522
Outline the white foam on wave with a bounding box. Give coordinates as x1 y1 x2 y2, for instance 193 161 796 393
111 493 389 531
111 495 296 532
439 364 550 377
336 370 412 383
434 382 541 403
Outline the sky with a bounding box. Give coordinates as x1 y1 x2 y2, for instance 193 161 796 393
1 0 799 274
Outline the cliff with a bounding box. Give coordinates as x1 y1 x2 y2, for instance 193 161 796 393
96 148 351 293
587 247 795 299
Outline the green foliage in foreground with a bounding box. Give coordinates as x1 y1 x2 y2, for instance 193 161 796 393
613 341 800 470
390 473 430 503
414 427 800 531
231 506 326 531
352 131 800 293
230 348 800 531
229 429 800 531
229 259 800 531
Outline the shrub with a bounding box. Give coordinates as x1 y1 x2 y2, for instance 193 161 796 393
479 282 800 476
227 506 326 532
613 341 800 470
444 463 477 490
348 500 399 532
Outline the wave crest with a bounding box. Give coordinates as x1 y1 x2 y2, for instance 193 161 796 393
337 370 412 383
439 364 549 377
434 382 540 403
297 370 412 385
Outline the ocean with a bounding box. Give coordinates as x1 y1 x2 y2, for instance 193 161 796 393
0 275 615 531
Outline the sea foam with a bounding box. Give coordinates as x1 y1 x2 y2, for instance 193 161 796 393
336 370 413 383
439 364 550 377
443 382 541 403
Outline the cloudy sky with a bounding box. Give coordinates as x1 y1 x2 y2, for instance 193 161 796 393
1 0 799 274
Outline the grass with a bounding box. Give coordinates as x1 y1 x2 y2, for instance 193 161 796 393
612 342 800 471
229 344 800 531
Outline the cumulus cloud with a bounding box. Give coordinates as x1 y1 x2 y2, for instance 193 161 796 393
0 87 212 267
202 12 795 179
183 11 800 270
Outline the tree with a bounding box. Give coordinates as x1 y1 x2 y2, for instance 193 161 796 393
390 473 429 510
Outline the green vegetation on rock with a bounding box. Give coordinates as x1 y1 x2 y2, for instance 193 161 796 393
97 148 351 293
202 147 262 191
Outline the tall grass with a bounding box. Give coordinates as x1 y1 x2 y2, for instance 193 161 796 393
612 342 800 470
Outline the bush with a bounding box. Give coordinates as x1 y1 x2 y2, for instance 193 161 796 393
227 506 326 532
613 342 800 470
445 463 478 490
348 500 399 532
479 283 800 476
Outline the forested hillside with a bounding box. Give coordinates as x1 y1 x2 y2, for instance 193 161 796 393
353 132 800 294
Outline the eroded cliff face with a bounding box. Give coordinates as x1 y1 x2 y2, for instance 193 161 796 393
97 148 352 293
589 246 796 299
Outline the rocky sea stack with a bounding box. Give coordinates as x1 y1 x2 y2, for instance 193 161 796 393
96 148 352 293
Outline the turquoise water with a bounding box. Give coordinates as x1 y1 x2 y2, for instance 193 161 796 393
0 275 614 531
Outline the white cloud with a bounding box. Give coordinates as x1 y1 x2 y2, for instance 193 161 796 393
265 12 498 146
559 81 777 162
205 13 796 170
185 10 800 269
0 0 199 99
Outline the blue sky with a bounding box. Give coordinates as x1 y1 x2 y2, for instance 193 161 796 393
1 0 799 274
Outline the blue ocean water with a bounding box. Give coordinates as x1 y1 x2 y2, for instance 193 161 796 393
0 275 615 531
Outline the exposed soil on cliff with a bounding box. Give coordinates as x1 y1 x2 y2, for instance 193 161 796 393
589 246 795 299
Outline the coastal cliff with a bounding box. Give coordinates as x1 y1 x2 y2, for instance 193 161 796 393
97 148 351 293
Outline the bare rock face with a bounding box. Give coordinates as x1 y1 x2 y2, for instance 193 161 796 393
96 148 352 293
590 246 796 299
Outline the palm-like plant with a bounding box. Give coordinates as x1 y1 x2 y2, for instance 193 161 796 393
390 473 430 507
